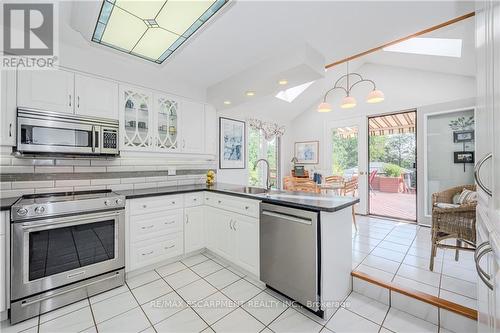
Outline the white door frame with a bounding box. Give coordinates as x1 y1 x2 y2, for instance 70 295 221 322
419 106 476 226
324 117 368 215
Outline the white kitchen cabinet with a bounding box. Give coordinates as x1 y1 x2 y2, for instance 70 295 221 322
126 196 184 272
475 2 500 333
129 232 183 271
74 74 118 119
17 69 119 121
120 85 154 151
232 214 259 276
185 206 205 253
0 211 8 314
205 206 233 259
180 100 205 154
204 105 217 155
204 194 260 276
1 70 16 146
154 93 181 152
17 69 74 114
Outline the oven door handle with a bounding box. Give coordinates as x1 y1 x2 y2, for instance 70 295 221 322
21 272 122 307
91 125 96 153
19 210 122 231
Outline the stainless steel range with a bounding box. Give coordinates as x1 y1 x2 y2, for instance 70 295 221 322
10 190 125 324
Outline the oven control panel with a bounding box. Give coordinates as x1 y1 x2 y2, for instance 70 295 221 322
11 194 126 221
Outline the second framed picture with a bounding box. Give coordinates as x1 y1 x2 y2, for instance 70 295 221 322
219 117 246 169
294 141 319 164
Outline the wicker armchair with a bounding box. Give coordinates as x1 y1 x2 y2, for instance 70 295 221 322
429 184 477 271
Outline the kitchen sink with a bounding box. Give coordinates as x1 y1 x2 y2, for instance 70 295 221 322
241 186 268 194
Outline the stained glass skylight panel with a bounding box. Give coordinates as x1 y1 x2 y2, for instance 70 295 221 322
92 0 227 63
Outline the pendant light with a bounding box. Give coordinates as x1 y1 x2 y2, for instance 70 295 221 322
317 62 384 112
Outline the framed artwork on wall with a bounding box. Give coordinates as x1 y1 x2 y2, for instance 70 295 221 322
294 141 319 164
454 151 475 163
453 130 474 143
219 117 246 169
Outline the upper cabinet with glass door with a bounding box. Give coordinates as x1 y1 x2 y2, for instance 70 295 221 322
120 86 154 151
154 94 180 152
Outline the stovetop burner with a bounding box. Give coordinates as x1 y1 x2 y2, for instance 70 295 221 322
11 190 125 221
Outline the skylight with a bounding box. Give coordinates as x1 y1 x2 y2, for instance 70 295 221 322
92 0 227 64
275 81 315 103
383 38 462 58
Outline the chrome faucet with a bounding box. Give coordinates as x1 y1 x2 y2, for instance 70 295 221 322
254 158 272 190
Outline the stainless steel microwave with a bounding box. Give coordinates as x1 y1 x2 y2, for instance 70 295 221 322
16 109 119 156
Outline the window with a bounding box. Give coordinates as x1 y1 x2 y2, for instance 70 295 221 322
248 127 281 189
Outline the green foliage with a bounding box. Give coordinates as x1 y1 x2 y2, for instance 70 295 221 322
383 163 402 177
369 135 386 162
382 133 416 169
331 130 358 175
247 128 279 188
449 116 475 131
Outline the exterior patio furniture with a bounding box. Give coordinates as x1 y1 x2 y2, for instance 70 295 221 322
368 170 378 195
429 184 477 271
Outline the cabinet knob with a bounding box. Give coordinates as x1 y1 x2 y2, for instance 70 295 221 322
218 200 222 204
142 204 147 208
245 206 249 210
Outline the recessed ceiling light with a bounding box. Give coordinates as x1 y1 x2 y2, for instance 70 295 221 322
275 81 315 103
278 79 288 85
383 37 462 58
92 0 228 64
245 91 256 97
223 100 231 105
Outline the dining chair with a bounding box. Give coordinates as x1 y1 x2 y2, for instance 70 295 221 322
341 178 358 231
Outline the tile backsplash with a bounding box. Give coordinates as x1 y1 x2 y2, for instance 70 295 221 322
0 150 216 198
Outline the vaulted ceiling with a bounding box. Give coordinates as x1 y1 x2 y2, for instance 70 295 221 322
64 1 476 121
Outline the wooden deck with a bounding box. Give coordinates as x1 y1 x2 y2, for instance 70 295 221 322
369 190 416 221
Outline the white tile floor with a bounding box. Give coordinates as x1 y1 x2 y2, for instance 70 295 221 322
352 215 478 310
0 216 477 333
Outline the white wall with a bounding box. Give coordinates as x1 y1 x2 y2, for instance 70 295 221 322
289 63 476 171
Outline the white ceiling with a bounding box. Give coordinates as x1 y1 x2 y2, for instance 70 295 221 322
64 0 476 121
67 1 474 86
158 0 474 87
364 16 475 77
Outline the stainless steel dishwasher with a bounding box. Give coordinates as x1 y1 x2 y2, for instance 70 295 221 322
260 203 320 312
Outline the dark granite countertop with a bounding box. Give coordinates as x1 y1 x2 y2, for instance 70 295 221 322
1 183 359 213
116 183 359 213
1 196 19 211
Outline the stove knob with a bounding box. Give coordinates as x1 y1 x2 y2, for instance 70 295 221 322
17 208 28 216
34 206 45 214
104 200 112 206
115 198 123 205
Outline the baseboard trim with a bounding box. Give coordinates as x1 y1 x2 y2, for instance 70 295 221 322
351 271 478 321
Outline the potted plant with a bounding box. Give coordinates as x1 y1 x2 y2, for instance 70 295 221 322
379 163 402 193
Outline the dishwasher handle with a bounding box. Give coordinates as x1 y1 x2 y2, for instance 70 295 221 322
261 210 312 225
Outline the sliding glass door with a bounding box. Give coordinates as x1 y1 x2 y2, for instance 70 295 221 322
368 111 417 221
